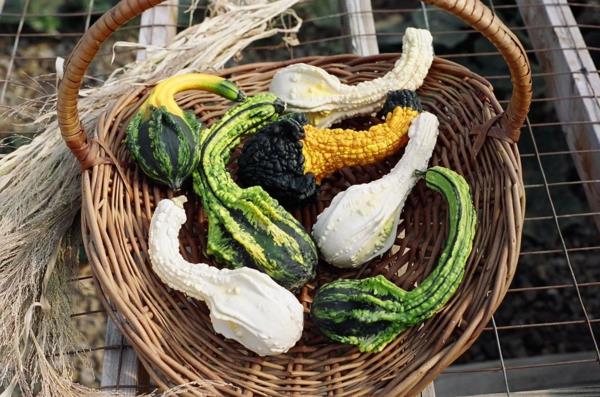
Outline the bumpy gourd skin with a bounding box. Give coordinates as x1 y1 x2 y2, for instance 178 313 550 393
269 27 433 127
303 92 421 182
312 112 438 268
237 90 421 204
311 167 477 353
237 114 317 203
193 93 318 290
149 196 304 356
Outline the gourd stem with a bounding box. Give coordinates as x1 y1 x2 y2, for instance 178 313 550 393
171 195 188 208
140 73 242 119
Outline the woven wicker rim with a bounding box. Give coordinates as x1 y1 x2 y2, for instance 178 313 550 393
58 0 531 395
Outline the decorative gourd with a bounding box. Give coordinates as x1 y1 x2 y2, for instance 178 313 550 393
312 112 439 268
311 166 477 353
193 93 318 290
237 90 421 204
149 196 303 356
269 28 433 127
126 73 244 190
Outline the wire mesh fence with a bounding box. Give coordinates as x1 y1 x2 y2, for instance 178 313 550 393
1 0 599 395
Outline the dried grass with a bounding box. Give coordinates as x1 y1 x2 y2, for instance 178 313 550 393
0 1 300 395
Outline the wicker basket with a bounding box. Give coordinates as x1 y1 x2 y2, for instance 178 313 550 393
57 0 532 395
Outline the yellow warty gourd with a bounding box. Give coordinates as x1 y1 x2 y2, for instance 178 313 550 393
303 106 418 182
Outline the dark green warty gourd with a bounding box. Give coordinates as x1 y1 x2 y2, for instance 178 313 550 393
311 166 477 352
237 113 315 203
192 93 318 290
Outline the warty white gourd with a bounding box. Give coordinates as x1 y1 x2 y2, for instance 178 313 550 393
312 112 439 268
269 27 433 127
148 196 304 356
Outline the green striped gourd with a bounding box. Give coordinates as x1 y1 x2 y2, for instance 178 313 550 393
126 73 244 190
310 166 477 352
193 93 318 290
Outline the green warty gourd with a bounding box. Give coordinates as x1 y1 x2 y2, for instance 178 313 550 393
193 93 318 290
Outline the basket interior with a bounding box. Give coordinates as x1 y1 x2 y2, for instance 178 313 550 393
87 54 523 396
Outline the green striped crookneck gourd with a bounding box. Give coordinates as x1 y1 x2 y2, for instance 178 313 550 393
193 93 318 290
126 73 244 190
310 166 477 352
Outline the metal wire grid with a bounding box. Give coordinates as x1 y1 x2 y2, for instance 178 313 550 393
1 0 599 395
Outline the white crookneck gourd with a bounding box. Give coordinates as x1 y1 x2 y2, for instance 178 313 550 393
312 112 439 268
149 196 303 356
269 27 433 127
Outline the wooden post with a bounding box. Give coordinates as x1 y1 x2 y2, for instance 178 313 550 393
517 0 600 230
137 0 179 61
100 318 138 395
420 382 437 397
340 0 379 56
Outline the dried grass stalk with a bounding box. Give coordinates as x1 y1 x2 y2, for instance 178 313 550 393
0 1 300 395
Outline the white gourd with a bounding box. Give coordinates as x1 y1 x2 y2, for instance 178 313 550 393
269 27 433 127
312 112 439 268
148 196 304 356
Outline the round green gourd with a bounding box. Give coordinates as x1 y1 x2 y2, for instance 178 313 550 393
127 108 201 190
126 73 244 190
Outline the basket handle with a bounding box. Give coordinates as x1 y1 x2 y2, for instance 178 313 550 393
424 0 532 142
57 0 531 166
57 0 164 168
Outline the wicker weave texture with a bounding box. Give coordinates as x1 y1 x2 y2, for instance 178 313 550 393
80 54 525 396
